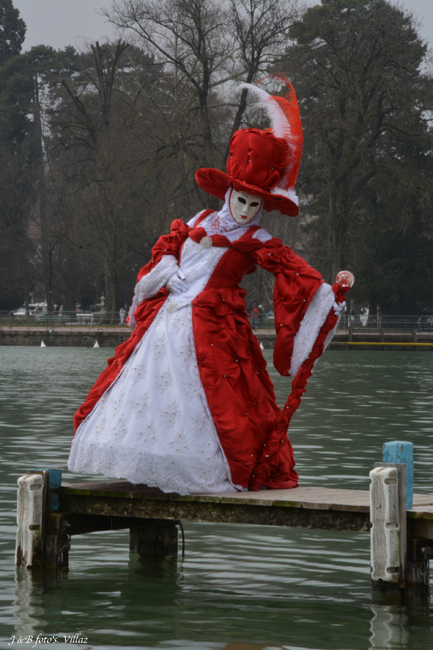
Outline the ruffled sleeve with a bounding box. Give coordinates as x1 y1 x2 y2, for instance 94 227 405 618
128 219 190 329
142 218 190 275
249 238 350 491
254 239 335 377
75 219 191 430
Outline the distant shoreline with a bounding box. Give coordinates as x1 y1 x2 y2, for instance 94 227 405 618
1 327 433 351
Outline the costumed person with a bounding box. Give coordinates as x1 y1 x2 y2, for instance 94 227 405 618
250 302 259 329
68 77 354 495
258 305 264 327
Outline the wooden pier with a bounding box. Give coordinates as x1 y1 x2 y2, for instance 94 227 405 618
3 326 433 349
16 467 433 600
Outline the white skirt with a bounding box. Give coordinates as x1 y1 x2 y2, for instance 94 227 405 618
68 302 237 494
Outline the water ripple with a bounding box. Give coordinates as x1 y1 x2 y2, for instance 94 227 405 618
1 347 432 649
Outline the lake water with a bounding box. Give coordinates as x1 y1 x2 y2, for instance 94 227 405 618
1 346 433 650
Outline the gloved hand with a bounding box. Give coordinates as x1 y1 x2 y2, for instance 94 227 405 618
167 269 188 295
333 300 346 316
136 280 147 304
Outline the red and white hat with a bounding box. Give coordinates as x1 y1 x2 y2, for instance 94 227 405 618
195 76 303 217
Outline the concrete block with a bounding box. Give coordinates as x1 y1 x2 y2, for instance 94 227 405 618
15 473 44 567
370 466 402 582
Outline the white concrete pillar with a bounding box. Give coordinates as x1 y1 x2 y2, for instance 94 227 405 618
370 465 406 584
16 473 45 568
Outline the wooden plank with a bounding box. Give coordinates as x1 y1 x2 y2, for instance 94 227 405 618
411 495 433 506
201 487 371 502
60 482 372 530
409 507 433 517
61 481 433 517
59 494 371 532
345 342 433 346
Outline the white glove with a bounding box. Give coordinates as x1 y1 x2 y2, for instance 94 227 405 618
333 300 346 316
136 280 147 304
167 269 188 295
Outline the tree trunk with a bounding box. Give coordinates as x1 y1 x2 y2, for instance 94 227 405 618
34 76 54 312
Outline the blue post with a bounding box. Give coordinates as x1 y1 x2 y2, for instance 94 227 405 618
382 441 413 509
47 469 62 512
33 468 62 512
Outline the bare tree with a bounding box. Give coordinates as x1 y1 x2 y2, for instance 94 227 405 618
282 0 433 280
106 0 235 157
229 0 301 138
105 0 302 167
50 41 166 316
96 0 306 311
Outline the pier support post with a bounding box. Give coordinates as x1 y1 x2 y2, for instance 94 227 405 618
370 464 407 594
382 441 413 509
16 470 68 569
130 520 179 558
16 472 44 567
370 441 430 600
405 537 431 599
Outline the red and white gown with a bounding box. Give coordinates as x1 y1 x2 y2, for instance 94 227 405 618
68 208 338 494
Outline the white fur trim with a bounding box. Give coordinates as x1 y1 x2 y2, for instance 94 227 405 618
136 255 178 302
127 255 179 329
289 283 335 377
270 186 299 206
127 294 139 329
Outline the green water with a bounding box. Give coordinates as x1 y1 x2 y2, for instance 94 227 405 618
1 347 433 650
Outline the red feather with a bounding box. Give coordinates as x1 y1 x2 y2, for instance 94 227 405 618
257 75 303 191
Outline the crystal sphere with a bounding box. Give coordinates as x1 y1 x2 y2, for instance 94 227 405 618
336 270 355 288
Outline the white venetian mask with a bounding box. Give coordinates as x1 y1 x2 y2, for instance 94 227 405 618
229 190 263 225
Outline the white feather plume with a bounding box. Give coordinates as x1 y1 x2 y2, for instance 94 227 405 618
238 78 303 206
240 82 292 141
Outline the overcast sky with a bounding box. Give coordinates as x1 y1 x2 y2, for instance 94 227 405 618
13 0 433 53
